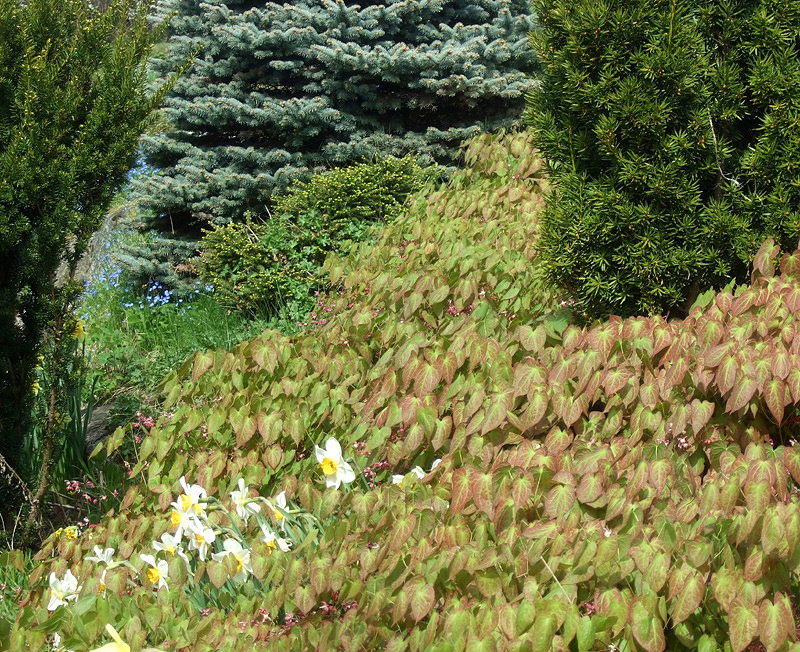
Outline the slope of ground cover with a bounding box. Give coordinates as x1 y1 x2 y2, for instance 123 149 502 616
13 133 800 652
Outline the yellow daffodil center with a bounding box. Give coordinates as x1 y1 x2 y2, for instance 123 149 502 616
236 558 243 573
193 503 203 515
147 568 161 585
320 457 338 475
266 540 277 554
165 545 175 555
180 494 192 511
274 509 284 521
171 511 181 527
194 533 205 546
98 582 105 594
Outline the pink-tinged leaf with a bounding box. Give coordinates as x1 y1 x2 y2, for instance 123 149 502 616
603 367 633 397
639 380 659 409
652 326 673 357
763 378 786 424
726 377 758 413
545 484 575 519
730 599 759 652
745 480 771 514
690 399 715 434
716 355 739 395
698 319 724 350
544 427 573 455
511 473 534 508
530 614 558 652
788 368 800 403
644 552 669 593
772 348 791 380
711 568 741 612
405 579 436 622
664 356 689 389
471 471 494 516
630 597 666 652
753 238 777 278
670 569 704 624
648 459 670 496
414 363 441 397
523 390 549 430
783 447 800 486
780 251 800 277
744 548 765 583
192 350 215 381
576 474 603 504
705 342 734 368
758 594 794 652
785 285 800 312
518 324 547 352
731 289 756 317
761 509 785 556
668 565 691 602
451 468 473 513
481 398 508 435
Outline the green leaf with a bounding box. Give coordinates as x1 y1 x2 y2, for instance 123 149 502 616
206 560 228 588
726 377 758 412
729 599 758 652
577 616 595 652
295 584 317 614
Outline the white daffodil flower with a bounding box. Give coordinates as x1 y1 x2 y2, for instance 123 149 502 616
272 491 288 530
314 437 356 489
177 476 207 517
430 459 442 470
152 532 191 567
140 553 169 590
88 624 131 652
187 522 216 561
260 523 291 554
48 570 79 611
229 478 261 523
392 466 425 489
211 538 253 583
52 632 75 652
168 501 200 540
85 545 115 565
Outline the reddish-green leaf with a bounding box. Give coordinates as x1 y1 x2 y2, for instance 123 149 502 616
451 468 473 513
758 594 794 652
763 379 786 424
406 580 435 622
630 597 666 652
729 599 759 652
726 377 758 413
716 355 738 395
545 484 575 518
670 569 704 624
576 474 603 504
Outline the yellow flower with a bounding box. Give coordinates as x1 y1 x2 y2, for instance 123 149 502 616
72 320 86 343
62 526 78 540
31 379 40 395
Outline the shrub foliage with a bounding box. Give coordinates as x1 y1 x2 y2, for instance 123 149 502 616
198 157 429 312
14 134 800 652
526 0 800 318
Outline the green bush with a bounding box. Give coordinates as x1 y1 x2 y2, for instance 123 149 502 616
199 157 430 312
526 0 800 319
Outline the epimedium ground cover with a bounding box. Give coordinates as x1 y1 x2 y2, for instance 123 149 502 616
9 131 800 652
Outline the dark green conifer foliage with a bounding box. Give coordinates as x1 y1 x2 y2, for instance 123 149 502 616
526 0 800 319
0 0 170 525
132 0 537 226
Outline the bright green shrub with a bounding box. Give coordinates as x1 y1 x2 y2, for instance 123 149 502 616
526 0 800 319
198 157 430 312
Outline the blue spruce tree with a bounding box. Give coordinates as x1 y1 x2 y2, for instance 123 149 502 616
132 0 537 226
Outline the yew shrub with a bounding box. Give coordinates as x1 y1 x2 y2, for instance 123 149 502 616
11 132 800 652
